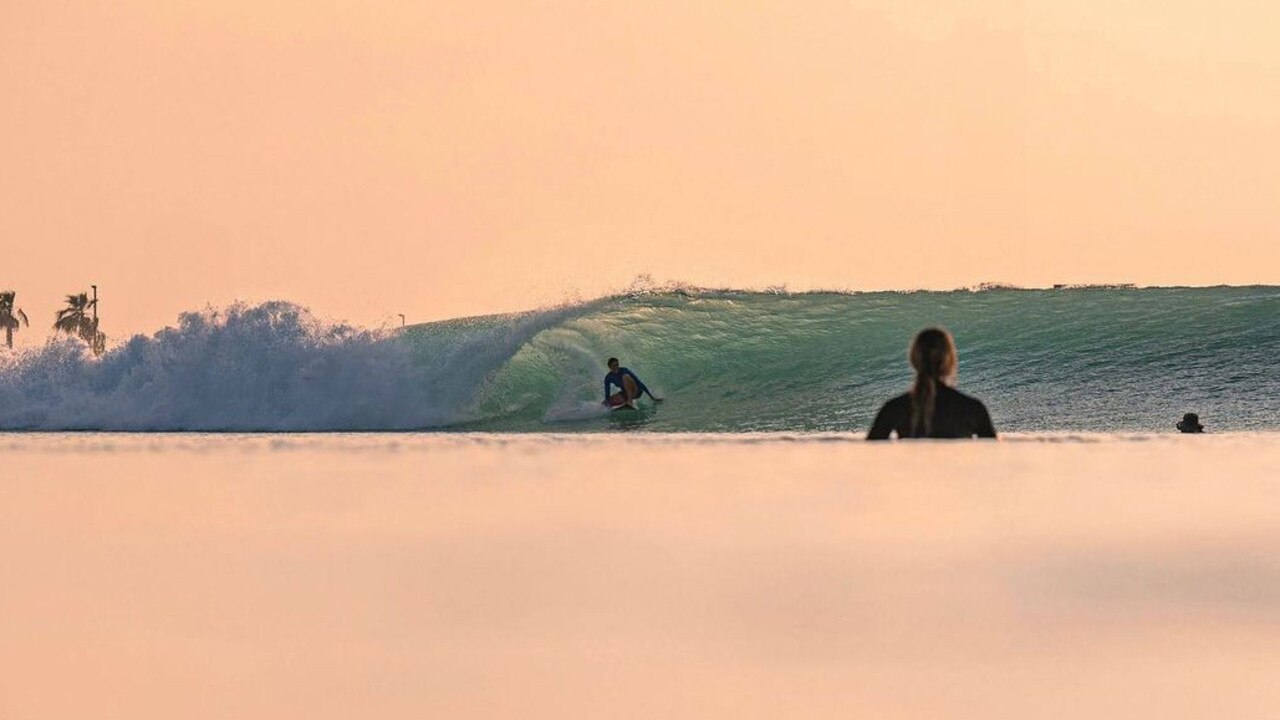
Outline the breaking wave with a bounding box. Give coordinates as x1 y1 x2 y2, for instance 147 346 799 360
2 286 1278 432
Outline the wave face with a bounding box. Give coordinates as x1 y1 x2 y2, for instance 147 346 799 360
2 287 1278 432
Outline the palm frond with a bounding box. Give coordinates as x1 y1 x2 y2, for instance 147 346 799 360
53 315 82 333
50 291 102 353
55 293 91 330
0 292 27 339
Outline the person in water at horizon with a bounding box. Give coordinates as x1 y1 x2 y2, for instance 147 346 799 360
867 327 996 440
603 357 663 408
1176 413 1205 433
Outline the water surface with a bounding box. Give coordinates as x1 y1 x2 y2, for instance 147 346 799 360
4 433 1280 718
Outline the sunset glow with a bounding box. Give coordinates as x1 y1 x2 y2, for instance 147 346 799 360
3 0 1277 339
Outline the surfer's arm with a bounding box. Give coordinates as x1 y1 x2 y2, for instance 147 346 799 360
603 376 612 402
974 403 997 439
625 370 660 400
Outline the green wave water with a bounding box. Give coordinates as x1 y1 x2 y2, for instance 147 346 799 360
3 287 1276 432
411 286 1280 433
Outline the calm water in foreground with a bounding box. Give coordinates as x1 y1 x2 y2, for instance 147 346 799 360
4 433 1280 719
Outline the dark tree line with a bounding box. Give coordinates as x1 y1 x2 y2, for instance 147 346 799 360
0 286 105 355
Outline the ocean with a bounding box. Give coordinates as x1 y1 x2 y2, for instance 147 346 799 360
1 285 1277 432
4 432 1280 719
4 286 1279 718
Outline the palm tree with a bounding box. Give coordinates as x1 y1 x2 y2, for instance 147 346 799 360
54 290 104 355
0 290 29 349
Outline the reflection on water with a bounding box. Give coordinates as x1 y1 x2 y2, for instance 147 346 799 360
4 433 1280 719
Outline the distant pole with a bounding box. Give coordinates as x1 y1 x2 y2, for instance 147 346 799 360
399 313 406 328
91 284 101 356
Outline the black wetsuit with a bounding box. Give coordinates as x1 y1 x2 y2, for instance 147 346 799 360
603 368 652 402
866 385 996 440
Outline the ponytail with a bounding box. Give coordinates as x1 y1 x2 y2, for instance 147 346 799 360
907 327 958 438
909 374 938 436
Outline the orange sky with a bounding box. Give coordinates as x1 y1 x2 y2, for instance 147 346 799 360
2 0 1277 342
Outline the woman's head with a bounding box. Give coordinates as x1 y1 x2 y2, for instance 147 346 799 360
909 327 957 385
907 327 958 436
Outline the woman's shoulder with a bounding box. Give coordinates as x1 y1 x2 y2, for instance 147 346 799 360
878 392 912 412
939 384 990 410
868 392 912 439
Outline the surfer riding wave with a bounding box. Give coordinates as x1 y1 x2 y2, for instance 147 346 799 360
603 357 663 409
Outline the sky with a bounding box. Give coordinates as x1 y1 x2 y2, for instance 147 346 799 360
2 0 1278 343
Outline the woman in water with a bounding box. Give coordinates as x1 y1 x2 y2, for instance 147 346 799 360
867 327 996 440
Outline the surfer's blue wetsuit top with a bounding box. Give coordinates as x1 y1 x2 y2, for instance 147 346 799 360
604 368 650 401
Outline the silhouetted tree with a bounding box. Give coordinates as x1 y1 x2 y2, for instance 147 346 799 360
54 290 105 355
0 290 29 349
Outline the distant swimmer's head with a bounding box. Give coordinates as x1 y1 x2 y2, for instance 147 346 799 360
607 357 620 372
909 327 958 385
1177 412 1205 433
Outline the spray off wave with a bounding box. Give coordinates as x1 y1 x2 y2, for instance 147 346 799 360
1 287 1279 432
0 301 597 431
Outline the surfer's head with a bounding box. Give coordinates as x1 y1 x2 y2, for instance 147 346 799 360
1177 412 1204 433
607 357 620 371
907 327 958 436
909 327 957 384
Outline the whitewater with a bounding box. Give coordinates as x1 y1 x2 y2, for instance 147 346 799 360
1 286 1277 432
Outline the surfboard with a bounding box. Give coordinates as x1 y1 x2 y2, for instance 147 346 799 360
606 395 635 410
